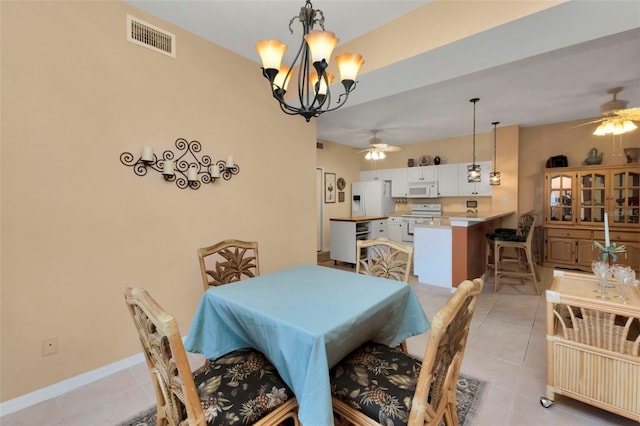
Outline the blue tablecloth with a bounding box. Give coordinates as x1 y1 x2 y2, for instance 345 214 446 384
185 264 430 426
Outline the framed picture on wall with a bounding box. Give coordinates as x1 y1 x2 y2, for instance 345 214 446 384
338 192 345 202
325 173 336 203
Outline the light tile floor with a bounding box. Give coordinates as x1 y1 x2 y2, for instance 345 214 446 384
2 263 638 425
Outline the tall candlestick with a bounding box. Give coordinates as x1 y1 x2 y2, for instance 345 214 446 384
604 212 610 247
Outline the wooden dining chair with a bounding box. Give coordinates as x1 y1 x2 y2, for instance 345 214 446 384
197 239 260 290
330 278 484 426
124 287 299 426
356 237 414 283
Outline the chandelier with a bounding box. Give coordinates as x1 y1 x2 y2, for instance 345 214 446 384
467 98 481 183
255 0 364 122
489 121 501 185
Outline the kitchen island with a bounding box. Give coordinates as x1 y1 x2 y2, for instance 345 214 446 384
330 216 389 264
414 210 514 288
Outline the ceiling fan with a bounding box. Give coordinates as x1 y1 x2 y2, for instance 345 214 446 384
580 87 639 135
356 130 402 160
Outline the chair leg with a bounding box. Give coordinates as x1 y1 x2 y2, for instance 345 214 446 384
526 249 540 295
485 238 493 282
494 242 500 292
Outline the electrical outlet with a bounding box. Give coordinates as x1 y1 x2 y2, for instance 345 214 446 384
43 336 58 356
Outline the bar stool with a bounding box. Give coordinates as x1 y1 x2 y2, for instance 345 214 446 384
485 211 540 294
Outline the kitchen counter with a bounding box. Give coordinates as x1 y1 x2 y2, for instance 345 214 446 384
413 210 515 289
330 216 388 222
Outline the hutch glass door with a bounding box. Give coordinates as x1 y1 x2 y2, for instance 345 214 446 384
577 170 606 225
611 169 640 226
548 173 574 224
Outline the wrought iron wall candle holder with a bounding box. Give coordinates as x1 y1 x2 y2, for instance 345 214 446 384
120 138 239 190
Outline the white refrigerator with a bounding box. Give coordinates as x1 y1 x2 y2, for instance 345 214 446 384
351 180 395 216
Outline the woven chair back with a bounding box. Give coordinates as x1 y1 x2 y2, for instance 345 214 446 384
356 237 414 283
124 287 205 426
197 239 260 290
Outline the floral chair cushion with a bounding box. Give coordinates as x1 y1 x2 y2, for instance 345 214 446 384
193 348 294 425
330 342 422 426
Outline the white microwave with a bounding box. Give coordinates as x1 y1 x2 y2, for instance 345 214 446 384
407 181 438 198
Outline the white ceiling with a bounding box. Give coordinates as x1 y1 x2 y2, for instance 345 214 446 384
125 0 640 149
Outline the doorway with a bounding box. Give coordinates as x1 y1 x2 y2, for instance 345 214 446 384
316 167 324 252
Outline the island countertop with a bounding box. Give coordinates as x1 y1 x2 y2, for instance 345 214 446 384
330 216 388 222
442 210 515 226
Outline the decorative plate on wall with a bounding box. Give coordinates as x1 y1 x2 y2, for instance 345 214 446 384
337 177 346 191
419 155 430 166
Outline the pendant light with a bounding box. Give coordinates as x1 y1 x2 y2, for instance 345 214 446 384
467 98 481 182
489 121 501 185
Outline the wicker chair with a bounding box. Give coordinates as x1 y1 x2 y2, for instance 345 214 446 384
488 211 540 294
356 238 414 283
198 239 259 290
330 278 484 426
124 287 299 426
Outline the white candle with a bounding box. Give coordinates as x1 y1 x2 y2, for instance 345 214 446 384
604 212 610 247
226 156 234 168
141 146 153 162
163 160 174 175
187 166 198 181
209 165 220 178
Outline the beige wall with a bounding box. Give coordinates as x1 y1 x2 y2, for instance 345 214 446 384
1 1 317 401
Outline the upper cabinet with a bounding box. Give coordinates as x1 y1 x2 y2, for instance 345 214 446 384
390 168 409 198
436 164 458 197
407 165 437 183
360 169 392 181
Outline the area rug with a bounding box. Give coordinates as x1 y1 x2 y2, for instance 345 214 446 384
118 373 486 425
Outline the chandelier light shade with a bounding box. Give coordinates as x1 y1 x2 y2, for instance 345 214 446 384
489 121 501 185
255 0 364 122
467 98 481 183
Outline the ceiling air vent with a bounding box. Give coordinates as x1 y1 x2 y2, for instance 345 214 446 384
127 15 175 58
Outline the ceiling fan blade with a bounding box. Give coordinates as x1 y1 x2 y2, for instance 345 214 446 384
370 143 389 149
613 107 640 120
385 145 402 152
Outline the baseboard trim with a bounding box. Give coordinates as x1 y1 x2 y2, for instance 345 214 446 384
0 351 145 416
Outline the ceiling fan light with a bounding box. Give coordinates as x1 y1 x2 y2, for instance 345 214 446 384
379 152 386 159
612 122 626 135
255 39 287 71
622 120 638 132
593 123 607 136
304 30 338 64
603 120 615 134
365 151 372 160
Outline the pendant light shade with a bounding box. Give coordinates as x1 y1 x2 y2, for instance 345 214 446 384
489 121 501 185
467 98 481 183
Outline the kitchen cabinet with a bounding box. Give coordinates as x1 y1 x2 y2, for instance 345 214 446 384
360 169 392 181
457 161 492 196
407 165 437 183
370 219 387 239
386 216 404 243
390 168 409 197
543 164 639 272
436 164 458 197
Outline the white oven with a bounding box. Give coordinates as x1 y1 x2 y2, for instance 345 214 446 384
401 203 443 243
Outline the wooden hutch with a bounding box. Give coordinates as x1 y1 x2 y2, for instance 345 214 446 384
543 164 639 272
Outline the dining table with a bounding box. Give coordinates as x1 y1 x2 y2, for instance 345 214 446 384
184 263 430 426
